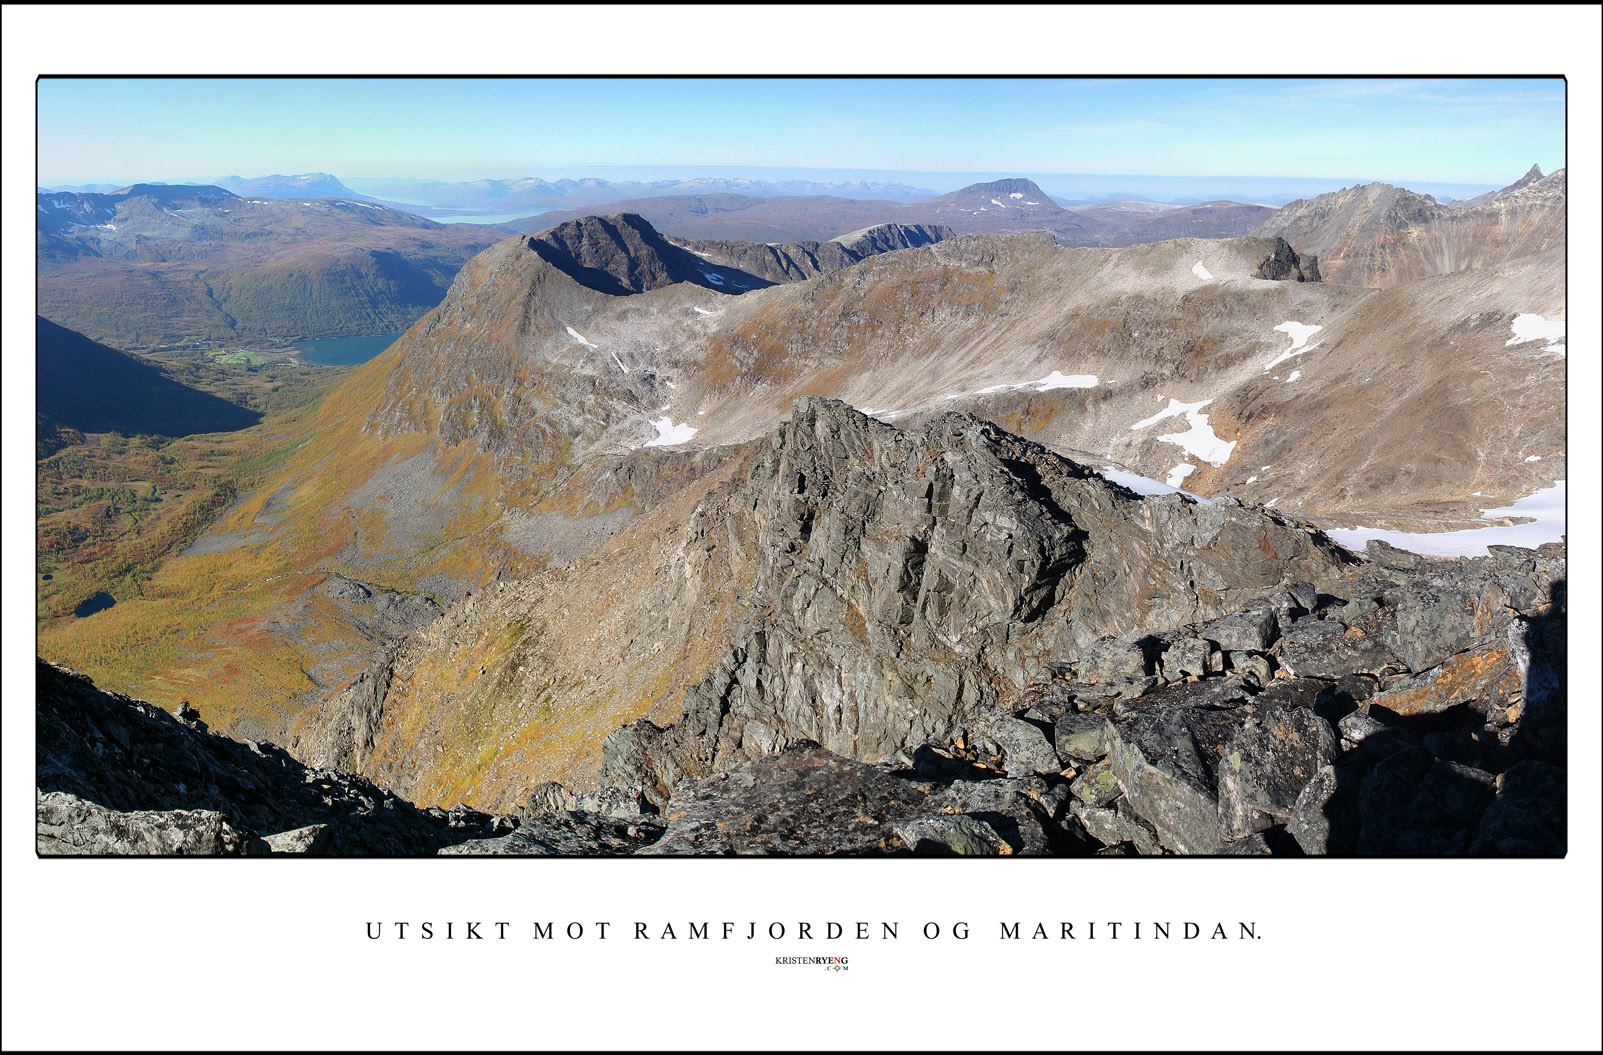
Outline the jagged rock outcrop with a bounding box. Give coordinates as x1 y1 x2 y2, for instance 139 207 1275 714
680 223 953 284
35 660 510 854
468 532 1563 856
38 477 1566 857
830 222 952 257
596 397 1354 809
1254 237 1321 281
527 212 776 295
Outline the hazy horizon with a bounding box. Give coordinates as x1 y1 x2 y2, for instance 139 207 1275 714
37 77 1564 193
37 163 1516 207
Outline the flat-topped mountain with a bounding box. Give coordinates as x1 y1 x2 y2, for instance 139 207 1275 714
214 172 371 200
1250 167 1566 286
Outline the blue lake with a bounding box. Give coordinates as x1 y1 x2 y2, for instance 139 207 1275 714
433 211 539 225
294 333 402 366
74 592 116 618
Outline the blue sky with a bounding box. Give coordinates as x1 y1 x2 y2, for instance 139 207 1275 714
38 77 1566 192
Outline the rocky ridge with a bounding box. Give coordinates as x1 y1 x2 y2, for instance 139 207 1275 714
287 396 1564 825
41 515 1565 855
1251 167 1565 287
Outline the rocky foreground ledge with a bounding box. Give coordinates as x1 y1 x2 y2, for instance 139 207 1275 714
36 533 1564 855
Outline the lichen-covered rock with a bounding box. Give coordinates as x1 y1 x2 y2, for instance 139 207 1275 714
894 815 1006 856
1103 705 1248 854
440 813 665 855
264 824 333 855
37 791 252 856
1054 712 1110 763
1203 607 1279 653
1070 760 1121 807
1216 707 1338 839
1366 642 1523 720
639 743 935 855
1068 799 1164 855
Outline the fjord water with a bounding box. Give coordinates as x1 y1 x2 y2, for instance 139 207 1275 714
293 333 402 365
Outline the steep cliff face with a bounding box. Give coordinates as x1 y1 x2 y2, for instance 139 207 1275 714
678 223 953 284
596 398 1352 808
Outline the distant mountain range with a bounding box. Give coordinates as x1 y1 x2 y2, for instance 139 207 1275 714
336 174 939 214
37 184 503 348
512 178 1276 248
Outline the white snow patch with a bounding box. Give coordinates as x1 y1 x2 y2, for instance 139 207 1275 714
976 371 1099 395
1009 192 1024 199
1274 321 1322 351
990 198 1007 208
1099 466 1213 504
1192 261 1213 281
1525 455 1541 462
1505 313 1565 353
701 272 725 286
1165 463 1197 487
1133 397 1236 468
565 326 598 349
1245 475 1258 484
1131 396 1210 431
665 381 677 389
1285 370 1301 383
1265 498 1279 508
1266 321 1322 371
1261 465 1272 471
1034 371 1099 391
644 418 698 447
692 307 718 316
609 351 629 375
1325 481 1567 557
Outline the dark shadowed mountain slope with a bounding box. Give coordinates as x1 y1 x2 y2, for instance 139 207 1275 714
36 659 506 854
36 317 260 449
